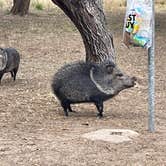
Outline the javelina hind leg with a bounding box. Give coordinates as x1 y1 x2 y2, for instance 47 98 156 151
10 71 14 78
68 105 76 112
95 101 104 118
13 67 18 81
61 102 69 116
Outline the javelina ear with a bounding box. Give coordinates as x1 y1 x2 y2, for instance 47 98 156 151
0 48 3 54
90 63 98 72
91 66 97 73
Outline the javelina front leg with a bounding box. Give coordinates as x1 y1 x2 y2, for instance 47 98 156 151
61 102 69 116
13 67 18 81
0 73 4 84
95 101 104 118
10 71 14 78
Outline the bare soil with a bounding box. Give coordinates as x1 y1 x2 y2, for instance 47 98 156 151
0 8 166 166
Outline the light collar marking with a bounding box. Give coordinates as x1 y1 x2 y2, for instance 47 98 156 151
90 68 114 95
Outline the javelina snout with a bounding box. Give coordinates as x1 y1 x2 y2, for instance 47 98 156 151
119 75 136 89
113 66 136 88
0 47 20 83
52 61 135 118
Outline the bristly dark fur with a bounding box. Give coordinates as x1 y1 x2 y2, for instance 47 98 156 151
52 61 135 117
0 47 20 83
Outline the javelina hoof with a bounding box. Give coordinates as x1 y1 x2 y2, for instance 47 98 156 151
97 113 103 119
64 112 69 117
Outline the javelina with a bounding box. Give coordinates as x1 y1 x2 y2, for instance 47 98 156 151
0 47 20 83
52 61 136 117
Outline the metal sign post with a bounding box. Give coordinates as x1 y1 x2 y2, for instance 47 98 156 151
123 0 156 132
148 0 155 132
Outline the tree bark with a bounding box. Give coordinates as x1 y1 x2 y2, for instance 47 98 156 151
10 0 30 16
52 0 115 63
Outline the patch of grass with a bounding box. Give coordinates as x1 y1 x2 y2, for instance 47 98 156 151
104 0 127 11
35 2 44 10
160 1 165 5
31 1 44 10
35 3 43 10
31 0 55 10
0 0 4 8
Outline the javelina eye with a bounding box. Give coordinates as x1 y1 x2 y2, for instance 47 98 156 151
106 65 113 74
116 73 123 77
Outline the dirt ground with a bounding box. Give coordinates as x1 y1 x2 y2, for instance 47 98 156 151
0 7 166 166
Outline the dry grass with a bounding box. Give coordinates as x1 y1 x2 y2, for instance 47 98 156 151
0 0 166 11
0 0 55 10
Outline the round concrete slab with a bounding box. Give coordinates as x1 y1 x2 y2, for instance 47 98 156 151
82 129 139 143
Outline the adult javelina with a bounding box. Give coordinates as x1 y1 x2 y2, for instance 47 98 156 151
52 61 136 117
0 48 20 83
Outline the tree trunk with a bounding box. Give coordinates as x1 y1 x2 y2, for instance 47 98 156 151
10 0 30 16
52 0 115 63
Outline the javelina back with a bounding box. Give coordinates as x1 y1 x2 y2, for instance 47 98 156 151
52 61 136 117
0 47 20 83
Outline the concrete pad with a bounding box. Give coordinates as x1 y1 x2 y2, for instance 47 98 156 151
82 129 139 143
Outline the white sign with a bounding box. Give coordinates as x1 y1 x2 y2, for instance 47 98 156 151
123 0 152 48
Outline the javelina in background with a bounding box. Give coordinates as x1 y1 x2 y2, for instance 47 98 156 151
0 47 20 83
52 61 136 117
